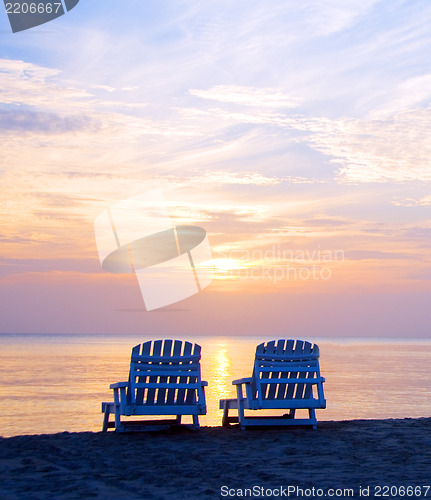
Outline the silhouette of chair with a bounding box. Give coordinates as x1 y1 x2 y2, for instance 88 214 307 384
219 339 326 429
102 339 207 432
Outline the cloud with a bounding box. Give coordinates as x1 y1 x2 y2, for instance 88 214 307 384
0 257 98 277
168 202 274 225
179 97 431 183
190 85 301 108
3 53 431 215
378 73 431 115
304 109 431 183
159 170 283 187
393 195 431 207
401 227 431 240
302 217 351 227
0 107 95 134
203 107 431 184
297 0 380 36
347 250 420 261
0 59 90 110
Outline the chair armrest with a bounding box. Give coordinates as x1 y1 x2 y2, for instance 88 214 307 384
109 382 128 389
232 377 253 385
201 381 208 387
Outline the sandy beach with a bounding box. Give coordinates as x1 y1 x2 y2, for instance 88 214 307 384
1 418 430 500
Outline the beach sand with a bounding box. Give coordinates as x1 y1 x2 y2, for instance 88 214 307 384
0 418 430 499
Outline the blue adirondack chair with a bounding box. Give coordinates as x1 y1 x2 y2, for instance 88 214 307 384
219 339 326 429
102 339 207 432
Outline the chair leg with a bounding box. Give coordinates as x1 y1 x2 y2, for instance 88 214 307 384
113 389 122 432
222 403 230 426
176 415 182 425
236 385 246 430
309 408 317 429
102 407 110 432
192 414 199 429
238 403 246 430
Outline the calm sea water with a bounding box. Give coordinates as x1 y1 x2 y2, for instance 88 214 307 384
1 334 431 437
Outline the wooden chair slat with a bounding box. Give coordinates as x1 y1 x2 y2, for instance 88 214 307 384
156 340 172 405
294 340 311 400
176 342 192 405
259 340 275 402
145 340 162 405
166 340 183 405
285 340 302 401
185 343 200 405
274 339 288 400
276 339 295 400
133 368 199 378
135 382 200 390
131 354 201 363
259 365 317 372
130 344 141 405
256 353 319 361
266 339 285 400
133 361 200 370
259 377 323 385
303 349 315 400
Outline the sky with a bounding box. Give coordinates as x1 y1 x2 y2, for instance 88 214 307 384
1 0 431 337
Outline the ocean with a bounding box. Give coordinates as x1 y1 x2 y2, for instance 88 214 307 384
1 334 431 437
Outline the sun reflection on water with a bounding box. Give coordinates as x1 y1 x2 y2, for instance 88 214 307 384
212 344 231 400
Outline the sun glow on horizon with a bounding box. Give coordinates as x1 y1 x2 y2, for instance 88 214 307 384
210 258 249 280
212 258 243 271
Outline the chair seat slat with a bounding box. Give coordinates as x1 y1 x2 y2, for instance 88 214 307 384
135 382 200 390
250 399 326 410
132 372 198 379
256 353 319 362
131 354 200 363
259 377 323 384
132 367 199 376
133 362 200 370
258 365 318 372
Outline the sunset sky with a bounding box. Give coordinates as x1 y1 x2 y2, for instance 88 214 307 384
1 1 431 337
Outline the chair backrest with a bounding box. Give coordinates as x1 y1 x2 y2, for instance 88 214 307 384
252 339 323 405
127 339 204 406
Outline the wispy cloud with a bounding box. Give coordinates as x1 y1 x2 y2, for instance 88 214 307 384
0 59 90 110
347 250 421 261
302 109 431 183
297 0 380 36
160 170 283 187
190 100 431 184
0 107 95 134
190 85 300 108
393 195 431 207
